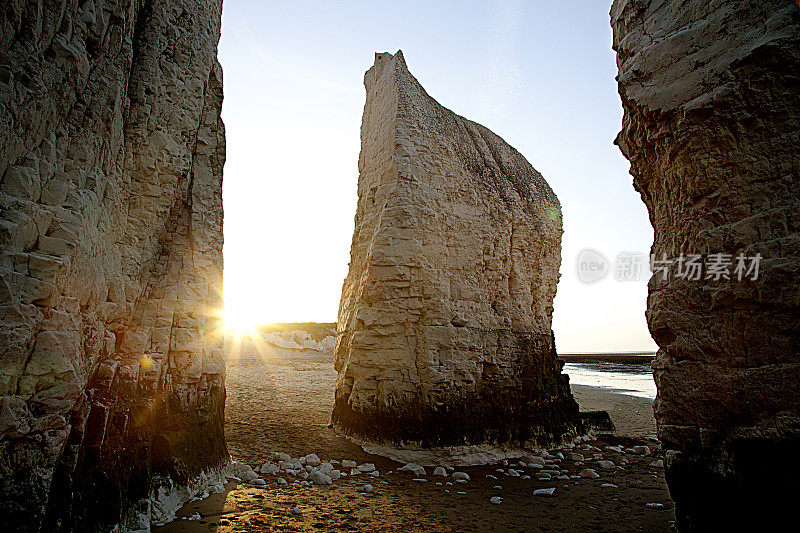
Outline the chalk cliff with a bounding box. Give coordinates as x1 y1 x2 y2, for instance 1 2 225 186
612 0 800 529
0 0 226 530
333 51 579 447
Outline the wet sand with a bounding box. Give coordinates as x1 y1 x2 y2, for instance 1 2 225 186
156 347 673 532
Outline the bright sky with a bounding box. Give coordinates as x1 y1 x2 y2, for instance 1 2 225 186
218 0 658 353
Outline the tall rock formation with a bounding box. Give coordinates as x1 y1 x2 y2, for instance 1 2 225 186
0 0 226 530
612 1 800 529
333 51 579 447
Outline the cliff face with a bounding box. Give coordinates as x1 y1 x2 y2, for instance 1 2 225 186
0 0 226 530
333 51 579 447
612 0 800 529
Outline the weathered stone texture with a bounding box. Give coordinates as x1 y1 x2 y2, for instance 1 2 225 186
0 0 225 530
612 0 800 529
333 51 579 447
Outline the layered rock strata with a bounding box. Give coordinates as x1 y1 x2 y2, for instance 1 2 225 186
333 51 579 447
0 0 226 530
612 1 800 529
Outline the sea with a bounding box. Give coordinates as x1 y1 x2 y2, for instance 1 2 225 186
562 356 656 399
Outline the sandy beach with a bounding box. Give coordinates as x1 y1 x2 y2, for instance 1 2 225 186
155 347 672 532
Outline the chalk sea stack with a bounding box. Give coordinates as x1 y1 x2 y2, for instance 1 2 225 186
612 0 800 530
0 0 226 530
333 51 580 447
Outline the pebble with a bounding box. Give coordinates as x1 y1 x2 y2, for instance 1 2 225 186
631 446 651 455
537 475 551 481
291 507 303 515
579 469 600 479
433 467 447 477
486 474 497 480
605 446 624 453
435 482 442 486
524 456 546 467
507 469 520 477
457 491 467 495
399 463 426 477
358 463 376 473
571 454 585 462
369 470 380 477
490 496 503 505
597 460 616 469
646 503 665 509
534 488 556 497
363 484 373 493
249 478 266 485
305 454 321 466
311 472 332 485
493 485 503 490
451 472 470 481
601 483 618 488
649 460 664 468
341 460 357 468
277 478 287 485
521 475 531 480
412 478 427 482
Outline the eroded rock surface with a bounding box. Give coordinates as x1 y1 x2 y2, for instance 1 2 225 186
0 0 226 530
333 51 579 447
612 1 800 529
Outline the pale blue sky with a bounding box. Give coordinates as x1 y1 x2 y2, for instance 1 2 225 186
219 0 657 353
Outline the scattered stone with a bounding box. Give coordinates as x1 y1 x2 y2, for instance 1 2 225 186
580 469 600 479
507 469 520 477
631 446 651 455
597 460 616 470
534 488 556 497
291 507 303 515
490 496 503 505
571 454 585 462
363 484 373 493
341 460 357 469
277 478 287 485
601 483 618 488
412 478 427 482
358 463 376 473
369 471 380 478
311 473 332 485
305 454 321 466
398 463 426 477
433 467 447 477
451 472 470 481
649 460 664 468
646 503 666 510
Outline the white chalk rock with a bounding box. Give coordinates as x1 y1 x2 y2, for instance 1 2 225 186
311 472 332 485
398 463 426 477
